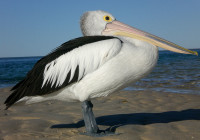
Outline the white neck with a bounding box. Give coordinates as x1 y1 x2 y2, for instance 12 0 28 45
120 36 158 52
118 36 159 79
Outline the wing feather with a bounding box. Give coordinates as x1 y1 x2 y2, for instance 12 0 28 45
42 38 122 88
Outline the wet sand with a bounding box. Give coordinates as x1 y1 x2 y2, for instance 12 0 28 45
0 87 200 140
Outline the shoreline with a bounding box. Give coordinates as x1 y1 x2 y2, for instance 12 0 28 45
1 85 200 96
0 87 200 140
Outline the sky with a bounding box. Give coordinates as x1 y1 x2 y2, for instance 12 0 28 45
0 0 200 57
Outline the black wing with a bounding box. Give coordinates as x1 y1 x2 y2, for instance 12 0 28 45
4 36 116 109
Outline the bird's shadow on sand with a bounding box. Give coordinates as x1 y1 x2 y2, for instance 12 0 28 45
51 109 200 132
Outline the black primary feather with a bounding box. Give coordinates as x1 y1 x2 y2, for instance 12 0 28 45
4 36 116 109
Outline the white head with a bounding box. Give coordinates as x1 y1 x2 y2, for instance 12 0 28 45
80 10 198 56
80 10 115 36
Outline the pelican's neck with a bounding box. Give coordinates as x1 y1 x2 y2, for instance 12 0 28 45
118 36 159 82
118 36 158 57
119 36 159 70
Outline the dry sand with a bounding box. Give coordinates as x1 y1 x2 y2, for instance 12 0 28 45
0 87 200 140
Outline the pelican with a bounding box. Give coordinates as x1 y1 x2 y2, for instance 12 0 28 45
4 10 198 136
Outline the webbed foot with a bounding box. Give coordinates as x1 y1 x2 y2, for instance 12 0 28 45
81 130 119 137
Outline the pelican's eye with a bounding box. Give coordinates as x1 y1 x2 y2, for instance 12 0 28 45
103 15 112 22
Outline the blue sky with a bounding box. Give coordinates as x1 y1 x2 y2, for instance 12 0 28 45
0 0 200 57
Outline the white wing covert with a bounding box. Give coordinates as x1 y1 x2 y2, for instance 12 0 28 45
42 38 122 88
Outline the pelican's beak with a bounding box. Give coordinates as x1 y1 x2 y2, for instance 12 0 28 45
102 20 198 56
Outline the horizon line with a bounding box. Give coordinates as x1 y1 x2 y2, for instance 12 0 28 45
0 48 199 59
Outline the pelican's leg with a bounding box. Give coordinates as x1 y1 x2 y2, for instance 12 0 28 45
81 100 99 134
81 100 117 137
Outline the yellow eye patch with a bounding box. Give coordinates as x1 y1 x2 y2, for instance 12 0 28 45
103 15 112 22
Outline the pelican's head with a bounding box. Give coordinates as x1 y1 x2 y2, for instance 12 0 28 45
80 10 198 56
80 10 115 36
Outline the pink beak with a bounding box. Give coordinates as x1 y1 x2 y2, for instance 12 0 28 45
102 20 198 56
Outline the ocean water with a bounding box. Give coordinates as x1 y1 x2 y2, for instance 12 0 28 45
0 49 200 94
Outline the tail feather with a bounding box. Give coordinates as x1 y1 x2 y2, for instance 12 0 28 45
4 81 26 110
4 92 17 110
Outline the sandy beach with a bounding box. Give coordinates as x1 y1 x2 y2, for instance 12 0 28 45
0 87 200 140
